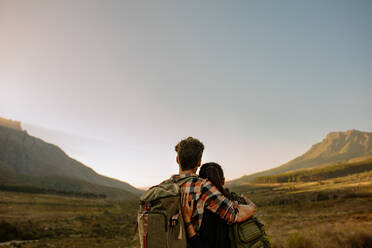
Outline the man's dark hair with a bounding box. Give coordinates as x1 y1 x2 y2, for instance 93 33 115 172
175 137 204 170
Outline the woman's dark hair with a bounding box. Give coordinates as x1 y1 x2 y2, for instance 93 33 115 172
199 162 230 197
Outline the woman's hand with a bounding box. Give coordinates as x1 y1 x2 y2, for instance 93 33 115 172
181 192 197 238
181 192 193 223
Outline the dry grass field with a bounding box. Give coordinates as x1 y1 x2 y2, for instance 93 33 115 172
0 171 371 247
0 192 138 247
231 171 372 248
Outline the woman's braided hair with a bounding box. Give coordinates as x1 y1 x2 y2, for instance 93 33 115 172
199 162 230 198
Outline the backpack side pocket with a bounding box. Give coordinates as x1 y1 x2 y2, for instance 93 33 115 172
147 212 168 247
237 219 262 243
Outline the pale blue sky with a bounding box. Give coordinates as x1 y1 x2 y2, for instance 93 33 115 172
1 0 371 187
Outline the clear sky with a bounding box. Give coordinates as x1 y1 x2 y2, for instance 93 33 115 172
1 0 371 188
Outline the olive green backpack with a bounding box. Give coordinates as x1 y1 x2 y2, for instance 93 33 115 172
228 192 271 248
137 176 196 248
228 216 270 248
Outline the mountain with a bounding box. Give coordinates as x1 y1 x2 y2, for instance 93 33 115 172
0 117 22 131
229 129 372 186
252 157 372 183
0 119 142 198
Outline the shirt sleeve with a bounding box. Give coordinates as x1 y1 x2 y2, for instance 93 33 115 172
200 180 239 224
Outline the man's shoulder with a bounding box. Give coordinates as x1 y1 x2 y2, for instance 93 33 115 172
179 175 209 188
181 176 216 194
171 173 200 182
156 174 204 186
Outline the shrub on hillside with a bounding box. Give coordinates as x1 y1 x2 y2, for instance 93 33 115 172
334 229 372 248
0 221 19 242
0 221 43 242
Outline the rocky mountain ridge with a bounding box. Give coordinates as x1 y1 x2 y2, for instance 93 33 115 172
0 118 142 198
229 129 372 185
0 117 22 131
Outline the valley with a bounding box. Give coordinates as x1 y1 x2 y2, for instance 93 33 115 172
0 169 371 247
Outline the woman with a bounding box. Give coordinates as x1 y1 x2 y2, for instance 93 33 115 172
181 162 256 248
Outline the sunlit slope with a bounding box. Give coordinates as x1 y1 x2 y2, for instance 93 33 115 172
0 124 142 197
229 129 372 186
0 161 138 200
252 157 372 183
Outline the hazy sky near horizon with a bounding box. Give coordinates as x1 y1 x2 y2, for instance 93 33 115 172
1 0 371 187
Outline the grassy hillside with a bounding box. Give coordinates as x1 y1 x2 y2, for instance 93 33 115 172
0 162 138 200
0 124 142 196
252 158 372 183
229 130 372 186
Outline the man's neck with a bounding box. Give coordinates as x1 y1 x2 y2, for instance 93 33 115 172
179 169 197 175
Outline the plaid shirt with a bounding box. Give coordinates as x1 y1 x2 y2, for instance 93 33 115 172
171 173 239 232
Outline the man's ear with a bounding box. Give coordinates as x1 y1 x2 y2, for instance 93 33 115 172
176 155 180 165
197 160 201 168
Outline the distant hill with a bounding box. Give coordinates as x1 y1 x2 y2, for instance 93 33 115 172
229 129 372 186
252 157 372 183
0 162 138 200
0 119 142 199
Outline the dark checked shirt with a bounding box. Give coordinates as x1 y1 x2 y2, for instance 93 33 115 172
171 173 239 232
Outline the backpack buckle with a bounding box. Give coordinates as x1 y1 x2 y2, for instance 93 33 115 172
171 219 178 226
170 212 180 227
144 203 151 211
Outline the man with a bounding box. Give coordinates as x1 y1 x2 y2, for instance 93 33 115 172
171 137 256 246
